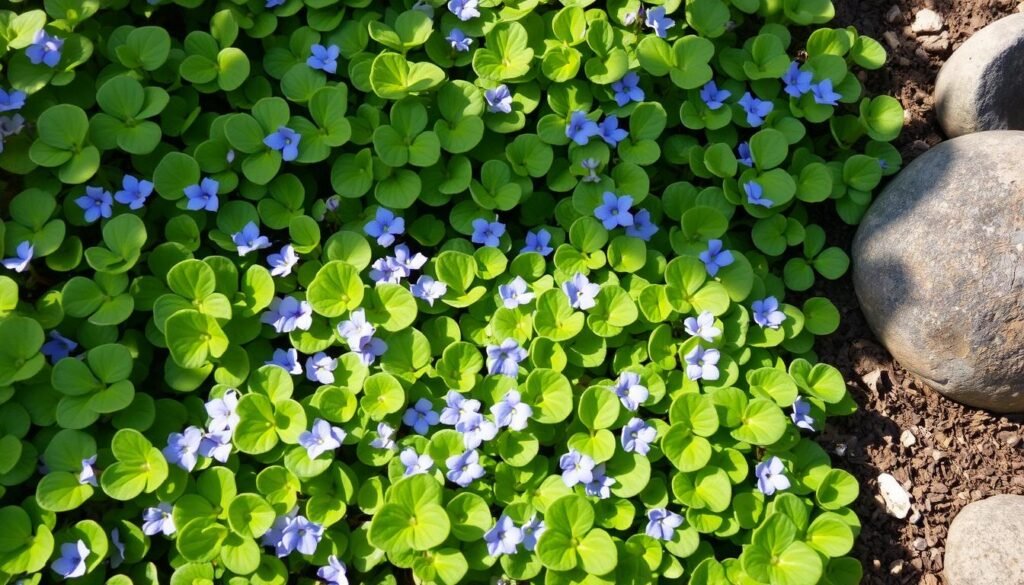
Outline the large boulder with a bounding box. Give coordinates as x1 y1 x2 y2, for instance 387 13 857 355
945 495 1024 584
935 14 1024 137
852 131 1024 412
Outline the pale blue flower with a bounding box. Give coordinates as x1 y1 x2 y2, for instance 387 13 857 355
485 338 526 378
446 449 485 487
307 44 339 74
562 272 600 310
261 296 313 333
299 418 346 459
448 0 480 21
317 555 348 585
597 115 628 147
75 186 113 223
51 540 88 579
699 239 734 277
782 62 813 98
264 126 301 162
684 311 721 342
0 88 26 112
621 418 657 455
684 346 720 381
198 430 232 463
110 528 126 569
400 447 433 476
337 308 375 348
498 276 534 309
752 296 786 329
163 426 203 471
626 209 658 241
744 181 773 208
114 175 154 210
280 516 323 556
369 257 405 285
581 158 601 183
700 81 731 110
267 244 299 277
142 503 175 536
78 455 97 487
456 412 498 449
305 352 337 384
403 398 440 435
484 514 523 557
440 390 480 426
491 389 532 431
644 6 675 37
184 177 219 212
41 331 77 362
471 218 505 247
560 449 595 487
447 28 472 52
521 515 545 551
646 509 683 541
267 348 302 375
566 110 600 146
353 333 387 365
411 275 447 306
232 221 271 256
613 372 649 411
584 464 615 499
737 141 754 167
612 72 644 107
521 229 553 256
27 31 63 68
594 192 634 230
791 396 815 431
205 389 240 433
811 79 842 106
756 456 790 496
739 92 774 126
392 244 427 273
485 85 513 114
370 422 396 450
365 208 404 247
1 241 32 273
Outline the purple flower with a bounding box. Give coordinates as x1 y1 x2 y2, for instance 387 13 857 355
307 44 339 74
562 272 600 310
267 244 299 277
597 116 628 147
262 296 313 333
263 512 296 556
42 331 77 362
114 175 154 210
299 418 347 459
484 514 523 557
163 426 203 471
739 92 774 127
337 308 375 347
317 555 348 585
485 338 527 378
446 449 485 487
737 141 754 167
498 276 534 309
448 0 480 21
752 296 786 329
400 447 434 476
684 311 721 342
594 192 634 230
325 195 339 212
232 221 271 256
142 503 175 536
791 396 815 431
440 390 480 426
485 85 513 114
756 456 791 496
744 181 773 208
646 509 683 541
354 335 387 365
411 275 447 306
471 218 506 247
264 127 301 162
521 515 545 551
403 398 440 435
365 208 404 247
700 81 731 110
0 113 26 140
622 417 657 455
644 6 675 38
205 389 240 433
27 31 63 68
78 455 98 487
392 244 427 273
626 209 658 241
110 528 126 569
581 158 601 183
560 449 595 487
684 346 720 381
491 389 532 431
267 347 302 375
456 413 498 449
613 372 649 411
585 464 615 499
2 241 32 273
811 79 842 106
612 72 644 107
280 516 324 556
699 239 734 277
184 177 220 212
75 186 113 223
782 62 813 98
305 352 337 384
521 229 553 256
369 257 405 284
198 430 232 463
566 110 600 146
0 88 26 112
447 28 473 52
51 540 89 579
370 422 396 450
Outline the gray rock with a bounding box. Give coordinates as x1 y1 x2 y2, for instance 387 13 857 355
935 14 1024 137
911 8 944 34
945 495 1024 584
852 131 1024 413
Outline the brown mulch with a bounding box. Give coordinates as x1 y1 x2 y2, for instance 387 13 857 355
815 1 1024 584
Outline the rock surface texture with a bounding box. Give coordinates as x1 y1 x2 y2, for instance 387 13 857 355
945 494 1024 584
935 13 1024 137
852 131 1024 412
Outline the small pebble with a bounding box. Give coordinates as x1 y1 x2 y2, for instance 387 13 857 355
901 429 917 447
886 5 902 23
912 8 945 34
883 31 901 50
913 537 928 551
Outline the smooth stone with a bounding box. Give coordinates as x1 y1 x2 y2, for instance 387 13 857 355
945 495 1024 584
935 13 1024 137
852 131 1024 412
911 8 944 34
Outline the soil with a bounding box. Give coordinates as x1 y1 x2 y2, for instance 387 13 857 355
817 1 1023 584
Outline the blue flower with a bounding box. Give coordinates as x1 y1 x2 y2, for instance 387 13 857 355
699 239 734 277
317 555 348 585
0 113 26 141
455 412 498 449
0 88 26 112
565 110 600 145
41 331 77 362
471 218 506 247
562 272 600 310
811 79 842 106
299 418 346 459
491 389 532 431
738 92 774 127
110 528 126 569
78 455 98 487
612 71 644 107
280 516 323 556
737 141 754 167
752 296 787 329
1 241 32 273
684 311 721 342
184 177 220 212
613 372 648 411
114 175 154 210
791 396 815 431
51 540 89 579
364 207 405 247
267 347 303 375
584 464 615 499
448 0 480 21
412 0 434 17
265 0 284 7
163 426 203 471
485 85 513 114
644 6 675 38
305 352 338 384
756 456 790 496
369 257 405 284
267 244 299 277
485 338 527 378
684 345 721 381
261 296 313 333
581 158 601 183
446 449 485 487
337 309 375 347
399 447 434 476
626 209 658 241
621 417 657 455
204 389 240 433
142 503 175 536
559 449 595 487
403 398 440 435
597 115 628 147
484 514 523 557
521 515 545 551
411 275 448 306
353 337 385 367
198 430 232 463
498 276 534 309
264 126 301 162
370 422 396 450
307 44 339 74
447 28 472 52
699 81 731 110
440 390 481 426
232 221 272 256
392 244 428 273
744 181 773 208
782 62 813 98
521 229 553 256
75 186 114 223
645 509 683 541
594 191 634 230
26 30 63 68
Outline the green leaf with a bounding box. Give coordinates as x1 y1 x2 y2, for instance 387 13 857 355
178 518 228 562
731 399 787 445
307 261 364 317
36 472 94 512
815 469 859 510
165 310 229 368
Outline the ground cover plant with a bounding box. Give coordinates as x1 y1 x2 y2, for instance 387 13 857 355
0 0 904 583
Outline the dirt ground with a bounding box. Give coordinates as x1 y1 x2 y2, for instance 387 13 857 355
820 1 1023 583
